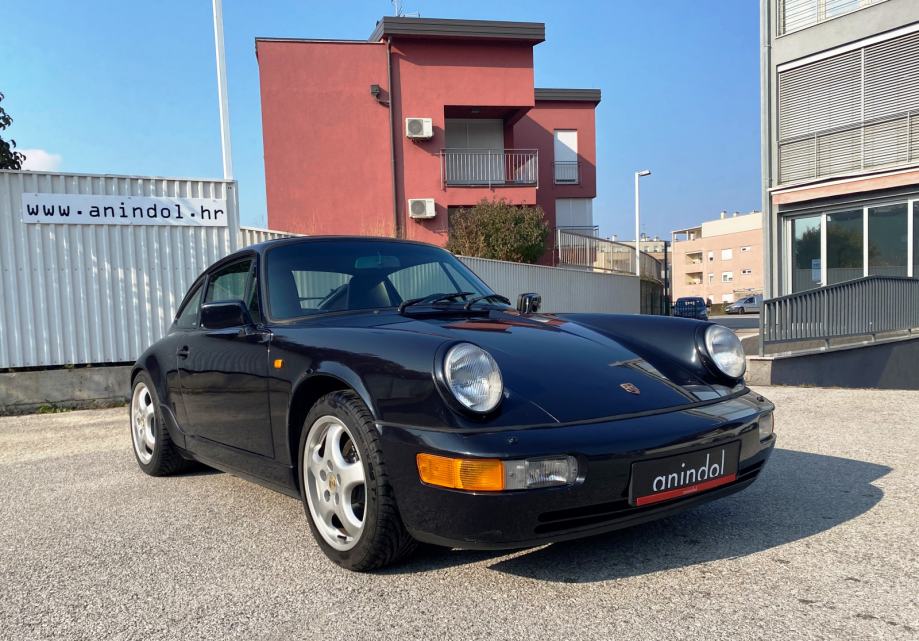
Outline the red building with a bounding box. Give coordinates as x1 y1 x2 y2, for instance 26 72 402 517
256 17 600 260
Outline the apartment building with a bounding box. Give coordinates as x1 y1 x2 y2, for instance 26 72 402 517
762 0 919 297
671 212 764 304
256 17 600 261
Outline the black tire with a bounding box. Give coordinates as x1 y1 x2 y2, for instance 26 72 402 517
298 390 416 571
129 371 192 476
738 307 745 315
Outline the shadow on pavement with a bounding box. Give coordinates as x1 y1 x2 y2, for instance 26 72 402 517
390 449 890 581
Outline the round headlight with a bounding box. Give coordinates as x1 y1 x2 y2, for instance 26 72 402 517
443 343 503 413
704 325 746 379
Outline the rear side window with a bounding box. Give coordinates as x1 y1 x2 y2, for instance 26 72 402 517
174 283 204 328
206 260 252 303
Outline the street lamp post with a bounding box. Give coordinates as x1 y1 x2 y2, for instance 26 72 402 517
634 169 651 278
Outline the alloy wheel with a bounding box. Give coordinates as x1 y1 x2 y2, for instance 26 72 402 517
131 382 156 464
303 416 367 551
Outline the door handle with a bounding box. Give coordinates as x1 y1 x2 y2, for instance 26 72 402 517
176 346 190 359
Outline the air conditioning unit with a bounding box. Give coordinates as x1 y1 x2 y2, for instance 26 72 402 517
408 198 436 219
405 117 433 140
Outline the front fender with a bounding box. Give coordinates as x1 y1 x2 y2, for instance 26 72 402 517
555 314 725 387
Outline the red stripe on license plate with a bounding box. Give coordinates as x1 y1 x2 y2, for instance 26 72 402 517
635 472 737 507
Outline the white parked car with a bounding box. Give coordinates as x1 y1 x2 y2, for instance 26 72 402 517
725 295 762 315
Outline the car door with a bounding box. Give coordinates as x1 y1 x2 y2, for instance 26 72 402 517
177 257 274 457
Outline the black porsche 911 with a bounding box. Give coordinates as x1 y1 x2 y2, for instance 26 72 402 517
130 236 775 571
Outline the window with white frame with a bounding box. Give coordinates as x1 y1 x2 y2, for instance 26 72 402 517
708 273 714 284
741 246 752 253
721 248 733 261
722 272 734 283
741 268 753 276
708 251 714 262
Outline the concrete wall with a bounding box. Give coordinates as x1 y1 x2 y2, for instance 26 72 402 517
0 366 131 415
747 335 919 390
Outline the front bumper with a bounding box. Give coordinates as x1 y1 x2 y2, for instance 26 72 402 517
379 391 775 549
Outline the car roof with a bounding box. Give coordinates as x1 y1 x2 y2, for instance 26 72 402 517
246 235 441 254
213 236 445 272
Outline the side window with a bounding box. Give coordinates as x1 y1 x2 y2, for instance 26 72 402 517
206 260 252 303
174 283 204 329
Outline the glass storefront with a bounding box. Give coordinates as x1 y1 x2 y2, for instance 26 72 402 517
784 198 917 294
791 215 821 293
867 203 908 277
826 209 863 285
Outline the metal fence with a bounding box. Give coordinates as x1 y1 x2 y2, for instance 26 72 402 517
239 226 299 247
0 170 639 369
553 161 579 184
760 275 919 351
556 229 663 282
459 256 639 315
441 149 538 187
0 170 241 369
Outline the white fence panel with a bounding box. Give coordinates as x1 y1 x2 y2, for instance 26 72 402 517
459 256 640 314
239 226 298 247
0 170 239 368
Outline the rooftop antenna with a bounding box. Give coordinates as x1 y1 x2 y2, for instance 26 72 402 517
391 0 420 17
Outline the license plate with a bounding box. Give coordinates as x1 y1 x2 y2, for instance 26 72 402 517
629 441 741 507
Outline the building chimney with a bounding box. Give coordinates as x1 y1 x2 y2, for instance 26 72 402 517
720 210 727 220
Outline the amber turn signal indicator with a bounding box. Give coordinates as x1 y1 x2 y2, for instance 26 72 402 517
416 453 505 491
273 359 284 369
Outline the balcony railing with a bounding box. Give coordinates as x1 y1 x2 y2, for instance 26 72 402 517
441 149 538 188
556 229 663 282
778 110 919 184
779 0 887 36
554 161 579 184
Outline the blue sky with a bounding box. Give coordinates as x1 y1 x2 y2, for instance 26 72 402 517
2 0 761 239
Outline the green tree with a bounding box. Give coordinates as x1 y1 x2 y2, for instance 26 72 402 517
0 92 26 170
446 198 549 264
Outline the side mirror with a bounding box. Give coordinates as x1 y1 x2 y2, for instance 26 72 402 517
517 292 542 314
200 300 252 330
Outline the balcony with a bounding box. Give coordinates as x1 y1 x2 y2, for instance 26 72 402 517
779 110 919 184
441 149 538 188
554 161 579 184
779 0 887 36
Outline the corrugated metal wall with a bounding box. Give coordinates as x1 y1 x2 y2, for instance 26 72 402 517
0 170 239 368
0 170 637 368
459 256 639 314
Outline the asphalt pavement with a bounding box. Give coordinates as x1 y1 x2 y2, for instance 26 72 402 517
1 386 917 640
710 313 760 331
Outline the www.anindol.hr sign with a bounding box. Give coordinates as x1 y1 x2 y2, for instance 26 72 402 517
21 192 228 227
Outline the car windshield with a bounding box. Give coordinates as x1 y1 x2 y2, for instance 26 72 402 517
265 239 495 319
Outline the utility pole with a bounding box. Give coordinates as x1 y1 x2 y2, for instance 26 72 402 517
212 0 233 180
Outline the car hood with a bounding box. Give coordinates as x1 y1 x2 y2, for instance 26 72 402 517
369 311 724 423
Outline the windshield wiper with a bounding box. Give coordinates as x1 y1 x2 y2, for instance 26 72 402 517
463 294 511 310
398 292 475 314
